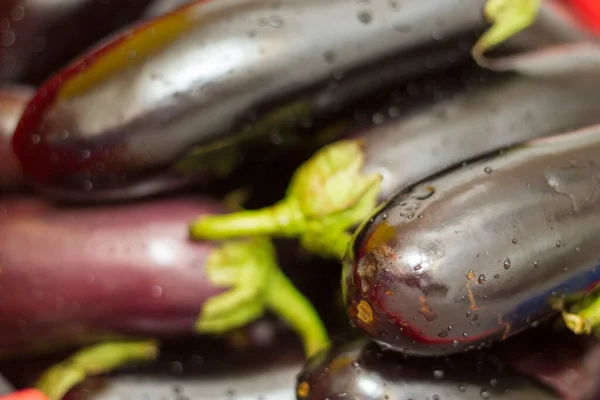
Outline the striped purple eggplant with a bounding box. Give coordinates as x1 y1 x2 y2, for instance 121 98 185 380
189 41 600 259
11 0 584 203
0 85 33 190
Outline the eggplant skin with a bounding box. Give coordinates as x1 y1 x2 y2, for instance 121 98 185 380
296 338 559 400
343 124 600 357
0 86 34 190
0 195 227 354
12 0 490 198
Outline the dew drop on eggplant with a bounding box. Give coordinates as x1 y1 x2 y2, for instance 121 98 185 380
357 10 372 24
503 259 511 270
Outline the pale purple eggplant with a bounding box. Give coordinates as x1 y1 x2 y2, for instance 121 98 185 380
0 195 225 354
0 85 33 190
0 195 328 360
0 0 154 84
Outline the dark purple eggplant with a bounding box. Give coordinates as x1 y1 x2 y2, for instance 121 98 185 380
0 195 327 359
342 123 600 357
190 41 600 259
11 0 583 203
0 0 154 85
296 337 560 400
0 85 33 190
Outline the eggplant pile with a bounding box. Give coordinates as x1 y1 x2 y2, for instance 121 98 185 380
1 0 600 399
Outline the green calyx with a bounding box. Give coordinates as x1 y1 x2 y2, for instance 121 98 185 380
35 340 159 400
189 139 383 260
472 0 541 66
195 237 329 357
551 284 600 337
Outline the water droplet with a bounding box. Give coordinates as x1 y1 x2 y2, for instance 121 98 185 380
512 238 517 244
2 30 15 47
388 0 401 11
556 240 562 248
458 385 467 392
372 113 385 125
493 274 500 279
80 149 91 159
357 10 373 23
433 369 445 379
438 330 448 338
322 50 336 63
414 265 422 271
388 106 400 118
576 246 581 252
490 379 499 386
170 361 184 374
503 259 511 269
381 213 388 220
478 274 486 284
466 310 472 317
152 285 163 298
480 389 492 398
447 325 453 331
452 340 459 347
432 396 440 400
82 180 93 191
484 167 492 174
533 260 539 268
462 332 469 338
31 134 41 144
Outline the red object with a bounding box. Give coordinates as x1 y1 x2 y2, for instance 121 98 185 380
564 0 600 34
0 389 49 400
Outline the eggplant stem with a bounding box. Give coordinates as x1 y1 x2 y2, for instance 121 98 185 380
195 238 329 356
472 0 542 66
189 200 306 240
265 266 329 357
34 340 159 400
189 139 383 260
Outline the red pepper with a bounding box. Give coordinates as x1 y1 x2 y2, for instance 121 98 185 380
563 0 600 34
0 390 49 400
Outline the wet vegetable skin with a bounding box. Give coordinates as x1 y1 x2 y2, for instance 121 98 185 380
343 123 600 357
0 86 33 190
296 338 560 400
12 0 494 201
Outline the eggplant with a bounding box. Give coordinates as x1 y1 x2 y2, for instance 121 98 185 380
0 0 154 85
190 41 600 259
342 123 600 357
0 195 327 359
296 338 560 400
0 85 33 190
11 0 581 202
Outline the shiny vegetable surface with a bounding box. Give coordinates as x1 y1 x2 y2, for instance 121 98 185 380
12 0 529 202
296 338 559 400
343 123 600 356
0 0 153 84
0 85 33 190
0 196 326 358
190 41 600 259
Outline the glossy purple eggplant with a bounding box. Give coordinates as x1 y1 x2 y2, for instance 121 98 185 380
0 0 154 85
0 85 33 190
343 123 600 357
189 42 600 260
296 338 560 400
11 0 585 203
0 195 327 359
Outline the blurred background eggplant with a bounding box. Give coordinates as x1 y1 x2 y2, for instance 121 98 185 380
297 337 561 400
189 41 600 259
0 195 329 358
0 85 33 191
0 0 154 85
11 0 588 203
343 123 600 357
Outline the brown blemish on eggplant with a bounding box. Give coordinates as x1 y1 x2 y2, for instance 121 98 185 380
418 295 438 322
365 221 396 252
357 300 374 324
466 269 485 311
297 381 310 398
328 355 354 373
